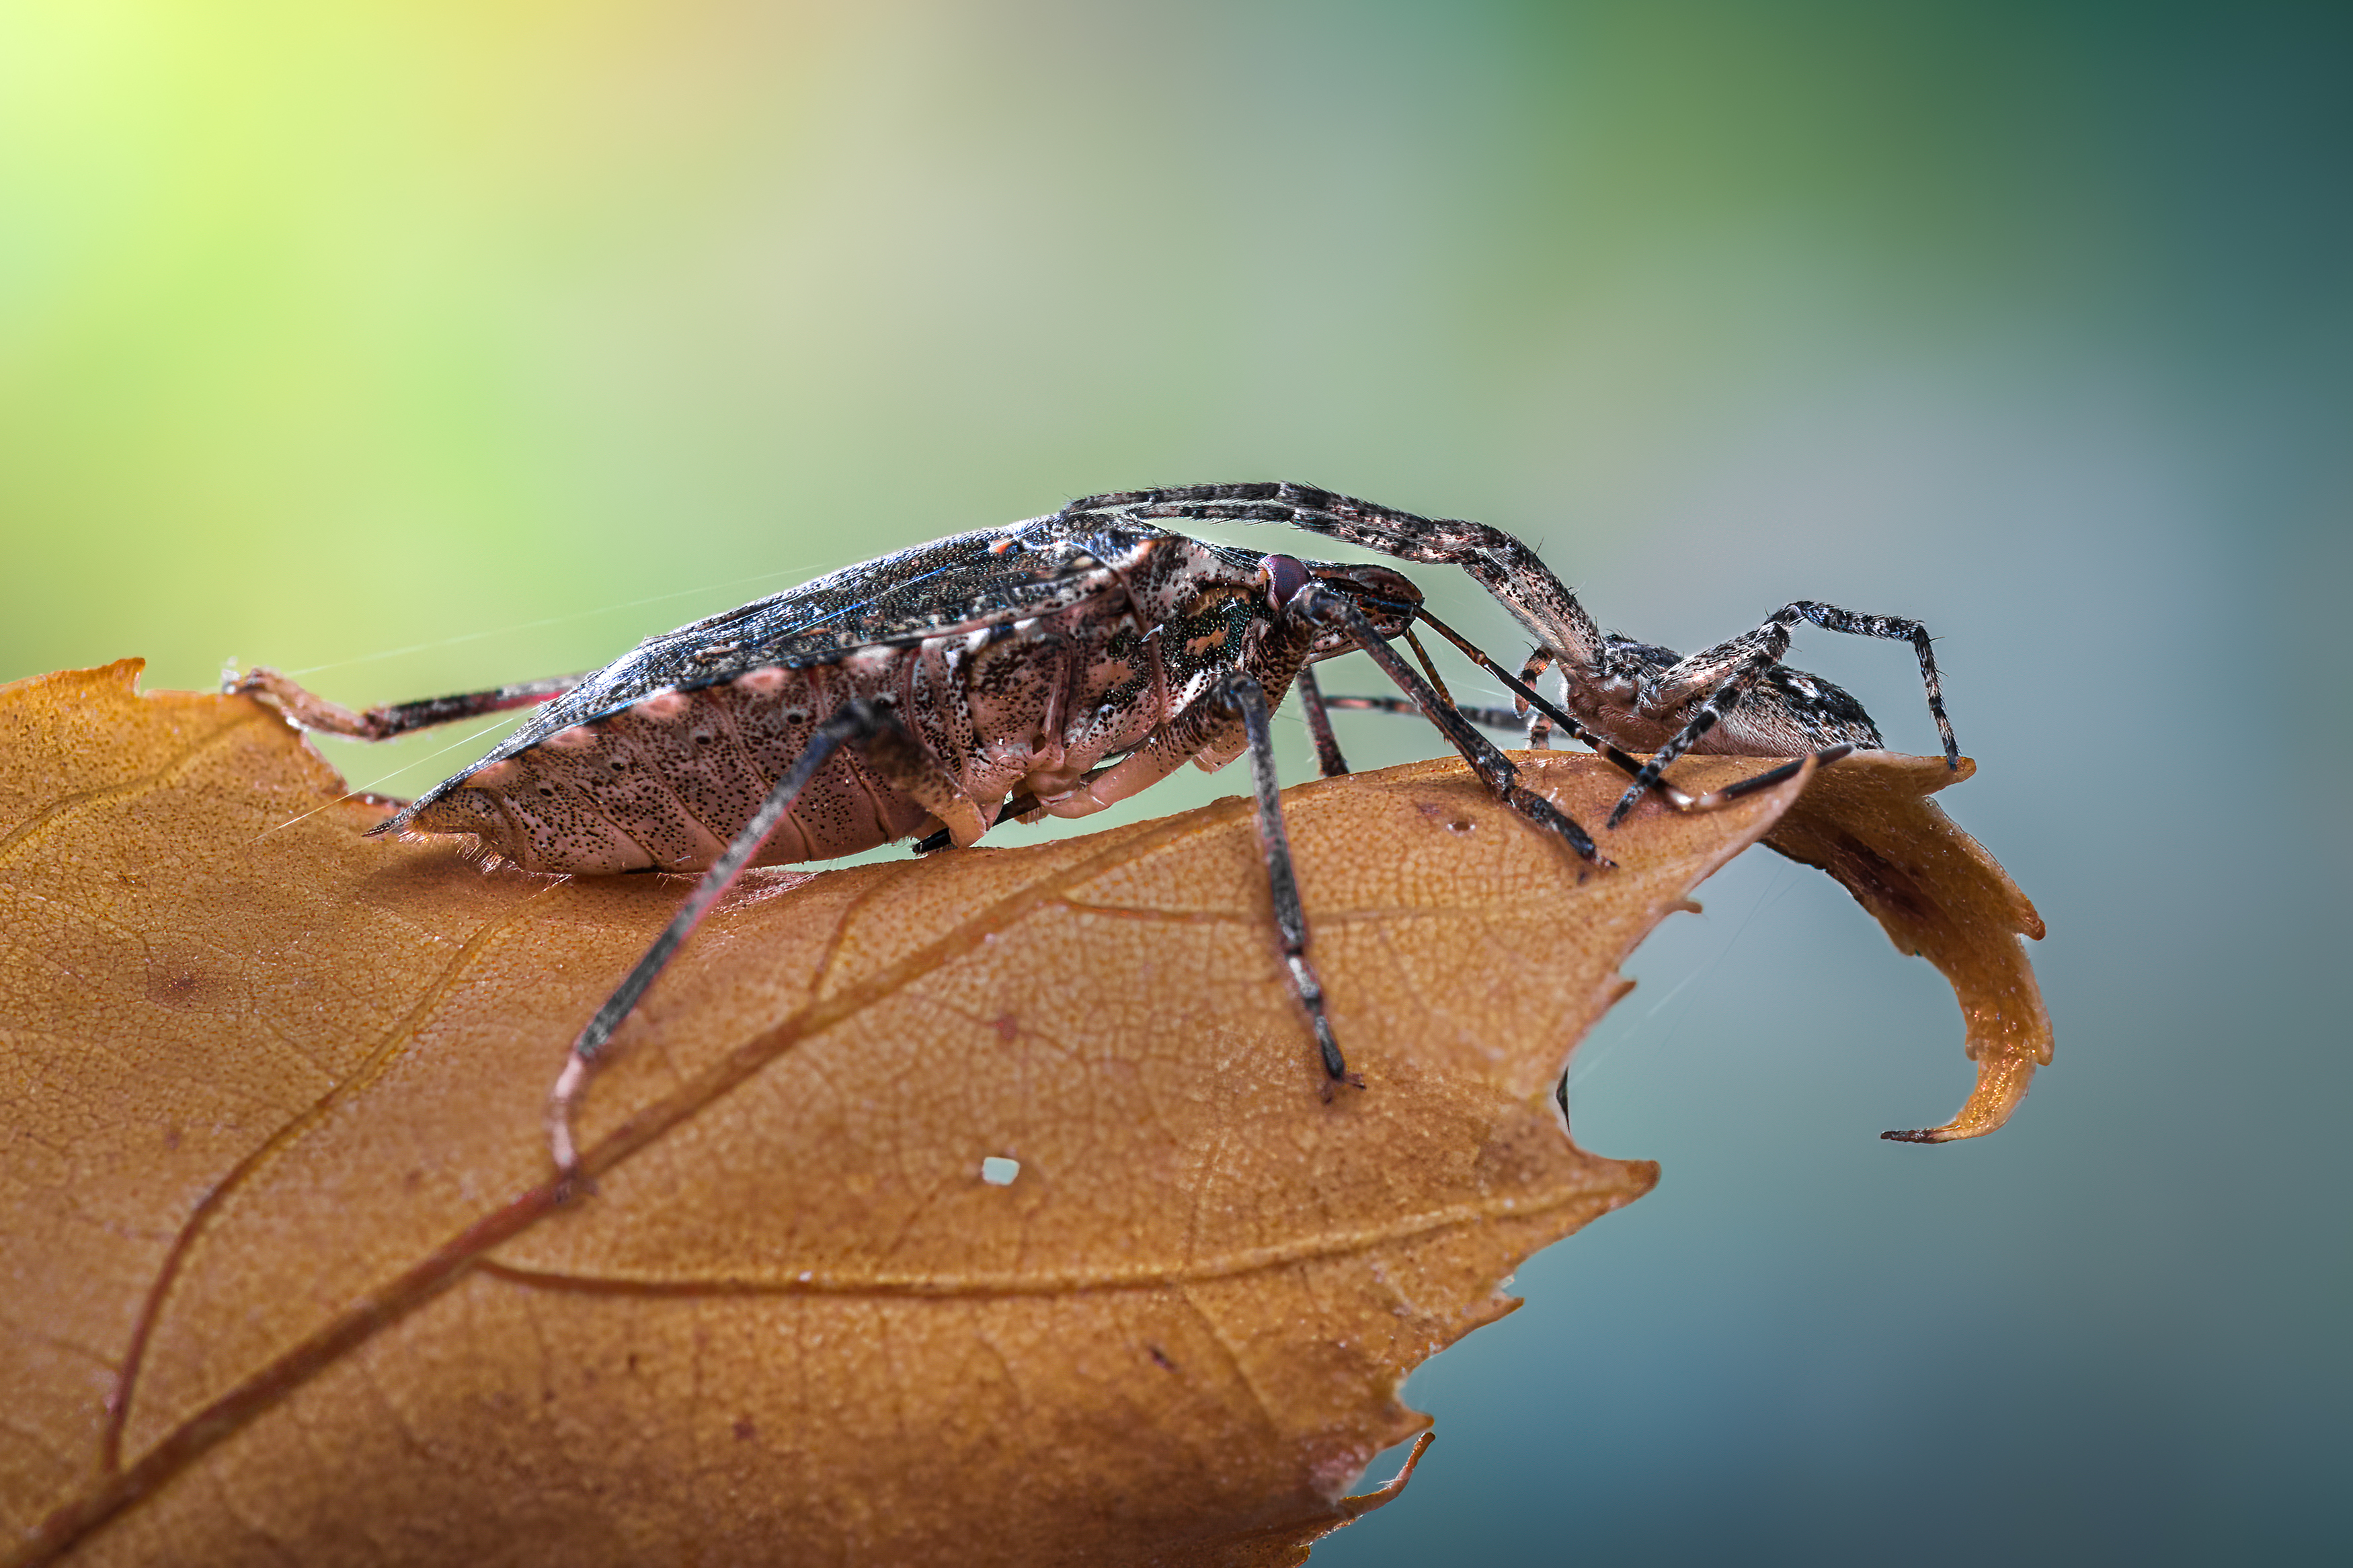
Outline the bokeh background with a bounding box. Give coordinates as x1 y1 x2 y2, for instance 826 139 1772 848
5 1 2346 1561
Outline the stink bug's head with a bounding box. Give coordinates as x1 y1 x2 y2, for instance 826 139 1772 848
1299 561 1421 655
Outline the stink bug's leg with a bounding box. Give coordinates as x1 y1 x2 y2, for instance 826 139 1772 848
1318 691 1687 810
547 698 894 1181
1293 666 1351 777
1400 627 1455 710
915 784 1046 855
1299 589 1608 867
856 705 994 848
1320 694 1529 733
229 666 588 741
1603 602 1874 826
1219 672 1355 1091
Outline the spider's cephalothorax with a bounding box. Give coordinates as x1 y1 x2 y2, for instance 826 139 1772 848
232 482 1955 1181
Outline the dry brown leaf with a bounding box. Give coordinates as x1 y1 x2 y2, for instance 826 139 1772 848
0 661 2044 1567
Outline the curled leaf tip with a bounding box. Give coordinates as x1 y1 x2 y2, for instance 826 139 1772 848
1339 1431 1437 1520
1755 751 2049 1145
1880 1050 2040 1145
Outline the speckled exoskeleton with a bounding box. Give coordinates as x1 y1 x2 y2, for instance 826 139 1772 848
233 482 1954 1181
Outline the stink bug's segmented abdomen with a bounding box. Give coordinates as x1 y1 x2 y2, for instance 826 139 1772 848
397 538 1273 874
407 663 935 872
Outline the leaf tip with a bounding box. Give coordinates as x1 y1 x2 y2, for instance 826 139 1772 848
1879 1052 2038 1145
1337 1430 1436 1521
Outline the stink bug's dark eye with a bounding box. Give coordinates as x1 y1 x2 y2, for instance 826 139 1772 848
1261 553 1309 609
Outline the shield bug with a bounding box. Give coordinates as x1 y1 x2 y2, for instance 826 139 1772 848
231 483 1954 1181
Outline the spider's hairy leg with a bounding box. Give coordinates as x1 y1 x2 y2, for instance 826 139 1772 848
1782 601 1956 766
1606 597 1958 827
1608 630 1790 827
1517 646 1557 748
1317 694 1851 813
1060 483 1617 684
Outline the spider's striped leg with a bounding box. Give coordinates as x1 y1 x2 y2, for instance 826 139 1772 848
1607 629 1792 827
1319 684 1849 817
1610 597 1957 827
1782 601 1956 766
1517 647 1557 748
1061 483 1618 683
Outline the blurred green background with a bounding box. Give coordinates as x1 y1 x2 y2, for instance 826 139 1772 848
5 1 2346 1561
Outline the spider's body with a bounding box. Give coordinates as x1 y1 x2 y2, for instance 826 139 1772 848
1548 636 1888 761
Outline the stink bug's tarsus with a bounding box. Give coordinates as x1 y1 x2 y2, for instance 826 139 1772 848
229 482 1956 1184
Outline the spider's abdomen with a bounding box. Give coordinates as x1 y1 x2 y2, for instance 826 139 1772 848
1700 664 1884 755
1570 638 1886 759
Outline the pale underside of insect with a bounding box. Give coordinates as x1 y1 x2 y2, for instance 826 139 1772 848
231 483 1957 1181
